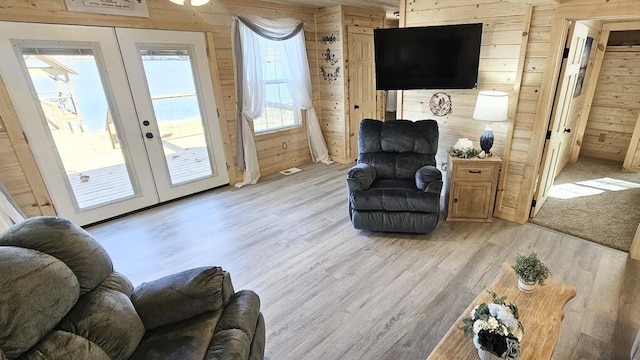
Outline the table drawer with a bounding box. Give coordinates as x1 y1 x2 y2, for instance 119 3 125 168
453 163 496 180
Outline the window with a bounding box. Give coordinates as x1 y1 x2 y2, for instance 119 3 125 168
253 46 299 133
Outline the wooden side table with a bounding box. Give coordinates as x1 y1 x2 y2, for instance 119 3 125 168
427 262 576 360
446 154 502 222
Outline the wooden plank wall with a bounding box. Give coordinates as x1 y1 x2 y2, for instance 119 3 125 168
401 1 526 169
0 75 55 217
399 0 638 223
315 5 384 164
0 133 41 217
556 20 602 173
316 6 348 163
401 0 529 222
581 46 640 163
0 0 320 213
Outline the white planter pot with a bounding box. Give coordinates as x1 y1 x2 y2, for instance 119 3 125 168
518 278 537 293
478 348 501 360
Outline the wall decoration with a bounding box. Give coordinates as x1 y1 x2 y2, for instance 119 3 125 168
64 0 149 18
322 48 339 65
321 34 337 44
573 36 594 98
429 92 453 116
321 66 340 83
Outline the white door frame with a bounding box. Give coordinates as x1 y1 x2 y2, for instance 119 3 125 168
116 28 229 201
0 21 158 225
0 22 229 225
531 21 590 217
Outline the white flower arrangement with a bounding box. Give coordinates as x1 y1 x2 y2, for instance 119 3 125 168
463 291 524 359
448 138 479 158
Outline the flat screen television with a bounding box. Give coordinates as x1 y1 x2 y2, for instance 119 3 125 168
374 23 483 90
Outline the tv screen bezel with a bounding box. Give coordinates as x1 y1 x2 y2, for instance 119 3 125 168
374 23 483 91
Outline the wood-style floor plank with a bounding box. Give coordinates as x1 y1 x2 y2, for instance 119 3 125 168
87 162 640 360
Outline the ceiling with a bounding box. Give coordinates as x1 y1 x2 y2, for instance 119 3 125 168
266 0 399 12
259 0 562 15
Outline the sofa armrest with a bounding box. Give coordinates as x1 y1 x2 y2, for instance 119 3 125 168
131 267 234 330
416 166 443 195
346 163 376 193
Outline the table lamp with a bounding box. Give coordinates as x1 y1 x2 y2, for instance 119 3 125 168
472 90 509 155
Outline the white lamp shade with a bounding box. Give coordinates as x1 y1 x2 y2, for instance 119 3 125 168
472 90 509 122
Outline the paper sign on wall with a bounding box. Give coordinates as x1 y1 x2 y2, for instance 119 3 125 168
65 0 149 17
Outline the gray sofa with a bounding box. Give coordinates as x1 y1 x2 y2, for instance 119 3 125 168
0 217 265 360
346 119 443 233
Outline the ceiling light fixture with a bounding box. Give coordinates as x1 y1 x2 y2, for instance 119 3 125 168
169 0 210 6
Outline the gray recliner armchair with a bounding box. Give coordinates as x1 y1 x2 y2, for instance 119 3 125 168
0 217 265 360
346 119 442 233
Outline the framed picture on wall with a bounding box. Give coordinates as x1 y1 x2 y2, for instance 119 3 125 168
574 36 594 98
64 0 150 18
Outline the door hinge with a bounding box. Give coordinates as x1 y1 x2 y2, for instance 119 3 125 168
563 47 570 59
531 199 537 208
546 130 552 139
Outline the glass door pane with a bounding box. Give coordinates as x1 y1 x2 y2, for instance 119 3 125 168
139 49 212 185
20 48 136 209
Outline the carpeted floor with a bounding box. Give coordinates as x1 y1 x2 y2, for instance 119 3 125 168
529 156 640 252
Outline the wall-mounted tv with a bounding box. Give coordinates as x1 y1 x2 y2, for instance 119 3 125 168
374 23 483 90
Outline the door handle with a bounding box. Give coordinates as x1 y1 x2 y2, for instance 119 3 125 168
564 128 571 133
143 120 150 126
468 170 482 174
453 198 459 203
145 132 154 139
354 104 360 109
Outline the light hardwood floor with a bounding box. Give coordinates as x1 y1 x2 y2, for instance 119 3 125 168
87 162 640 360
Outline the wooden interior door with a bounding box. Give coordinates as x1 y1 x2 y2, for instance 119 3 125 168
347 26 376 161
532 21 590 217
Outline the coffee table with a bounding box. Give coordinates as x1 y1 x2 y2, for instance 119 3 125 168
427 262 576 360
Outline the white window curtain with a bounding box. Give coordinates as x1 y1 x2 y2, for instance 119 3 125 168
232 15 332 187
0 181 25 232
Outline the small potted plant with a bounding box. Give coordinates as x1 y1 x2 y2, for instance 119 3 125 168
512 252 551 293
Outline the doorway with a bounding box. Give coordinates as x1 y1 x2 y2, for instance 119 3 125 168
531 20 640 252
0 22 228 225
532 21 591 217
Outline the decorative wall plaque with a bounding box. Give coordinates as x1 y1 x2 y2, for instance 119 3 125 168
321 66 340 83
321 33 337 44
65 0 149 18
429 92 452 116
322 48 338 65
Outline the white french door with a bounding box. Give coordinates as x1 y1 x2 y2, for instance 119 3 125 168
117 28 228 200
0 22 228 225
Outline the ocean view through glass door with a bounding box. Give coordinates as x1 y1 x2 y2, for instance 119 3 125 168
23 52 137 210
30 58 199 131
139 51 213 185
